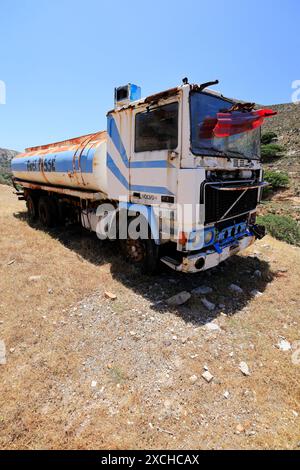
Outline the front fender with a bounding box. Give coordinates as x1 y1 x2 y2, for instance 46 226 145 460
118 202 160 244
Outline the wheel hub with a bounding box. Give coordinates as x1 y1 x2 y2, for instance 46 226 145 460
124 239 145 263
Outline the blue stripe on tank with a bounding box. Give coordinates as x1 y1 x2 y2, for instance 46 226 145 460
11 149 95 174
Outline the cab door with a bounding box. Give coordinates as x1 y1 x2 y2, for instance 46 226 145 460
129 96 181 205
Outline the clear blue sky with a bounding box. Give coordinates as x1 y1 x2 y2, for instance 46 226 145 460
0 0 299 151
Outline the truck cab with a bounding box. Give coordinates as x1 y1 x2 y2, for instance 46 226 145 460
106 81 267 272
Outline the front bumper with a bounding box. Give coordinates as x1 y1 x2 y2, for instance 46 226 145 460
161 233 256 273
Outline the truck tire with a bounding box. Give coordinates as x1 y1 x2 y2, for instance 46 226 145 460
26 194 38 221
120 237 160 275
143 238 160 275
38 196 58 228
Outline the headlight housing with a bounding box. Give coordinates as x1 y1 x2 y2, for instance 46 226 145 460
204 229 215 246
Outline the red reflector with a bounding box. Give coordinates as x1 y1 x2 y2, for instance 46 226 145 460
198 109 277 139
178 231 188 246
214 109 277 138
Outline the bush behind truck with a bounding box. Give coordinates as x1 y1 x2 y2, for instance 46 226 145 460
0 148 19 186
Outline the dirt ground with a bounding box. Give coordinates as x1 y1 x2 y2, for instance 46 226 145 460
0 184 299 450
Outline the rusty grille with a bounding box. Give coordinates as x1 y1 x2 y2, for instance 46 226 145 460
205 184 258 224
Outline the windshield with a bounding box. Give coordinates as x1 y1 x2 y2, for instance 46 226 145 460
190 92 261 160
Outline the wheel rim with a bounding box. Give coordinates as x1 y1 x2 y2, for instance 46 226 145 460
122 239 146 263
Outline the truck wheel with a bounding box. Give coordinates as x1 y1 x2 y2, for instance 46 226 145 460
120 238 160 274
143 238 160 275
38 196 57 228
26 194 38 221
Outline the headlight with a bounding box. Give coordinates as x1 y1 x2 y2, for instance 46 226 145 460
204 229 215 245
239 170 253 179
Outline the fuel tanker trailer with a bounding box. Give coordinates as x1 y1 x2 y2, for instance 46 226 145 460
11 80 276 273
11 131 108 192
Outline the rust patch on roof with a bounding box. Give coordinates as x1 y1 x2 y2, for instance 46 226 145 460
144 87 179 105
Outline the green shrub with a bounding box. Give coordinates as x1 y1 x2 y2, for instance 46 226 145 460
261 143 284 161
264 170 289 190
257 214 300 246
261 131 277 145
0 171 12 186
262 170 289 199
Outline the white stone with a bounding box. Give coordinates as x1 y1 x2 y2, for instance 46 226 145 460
167 291 191 306
28 275 42 282
202 371 214 383
204 322 220 331
189 375 198 384
0 340 6 365
191 286 213 295
91 380 97 388
239 361 251 376
251 289 263 297
223 391 230 399
277 339 291 351
201 298 216 311
229 284 243 294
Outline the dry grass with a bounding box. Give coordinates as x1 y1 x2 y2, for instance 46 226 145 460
0 184 300 450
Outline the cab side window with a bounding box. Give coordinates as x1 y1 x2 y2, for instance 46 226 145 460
135 102 178 153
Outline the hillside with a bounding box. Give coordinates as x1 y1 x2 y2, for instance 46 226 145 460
0 148 19 185
259 103 300 227
0 148 19 171
262 103 300 173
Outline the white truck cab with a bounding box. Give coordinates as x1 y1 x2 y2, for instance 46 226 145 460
105 80 267 272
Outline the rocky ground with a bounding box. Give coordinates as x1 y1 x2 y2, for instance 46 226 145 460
0 184 300 450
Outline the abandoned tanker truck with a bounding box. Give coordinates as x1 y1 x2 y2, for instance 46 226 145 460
11 80 276 273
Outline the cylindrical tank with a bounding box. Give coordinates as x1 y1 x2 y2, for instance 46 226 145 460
11 131 108 194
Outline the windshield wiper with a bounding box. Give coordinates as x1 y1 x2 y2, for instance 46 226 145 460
194 147 257 161
196 146 229 157
225 149 245 158
208 148 247 161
